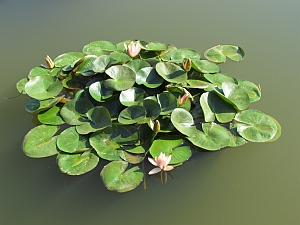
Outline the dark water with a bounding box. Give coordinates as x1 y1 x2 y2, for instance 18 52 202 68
1 0 299 224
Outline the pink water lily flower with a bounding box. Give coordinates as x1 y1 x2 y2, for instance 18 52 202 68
124 41 141 57
148 152 174 175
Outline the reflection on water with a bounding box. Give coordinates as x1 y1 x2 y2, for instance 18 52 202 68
1 0 300 224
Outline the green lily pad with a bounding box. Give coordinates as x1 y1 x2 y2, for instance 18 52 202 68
200 92 236 123
124 59 150 73
145 42 168 51
28 67 50 79
169 146 191 165
119 87 146 106
25 96 62 113
54 52 85 67
136 67 164 88
118 105 147 124
204 73 237 88
110 124 139 145
187 123 232 150
235 109 278 142
157 91 177 115
38 105 65 125
169 48 200 62
118 151 145 164
204 45 245 63
215 81 250 110
23 125 59 158
57 127 90 153
192 59 219 73
83 40 116 56
25 75 63 100
104 65 136 91
89 129 122 161
89 81 113 102
76 106 112 134
92 55 112 73
16 78 28 94
237 79 261 102
156 62 187 84
60 99 86 125
100 161 143 192
140 98 161 119
57 151 99 175
149 137 184 157
170 108 197 136
76 55 97 76
109 52 131 64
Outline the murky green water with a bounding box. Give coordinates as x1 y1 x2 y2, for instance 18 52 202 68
1 0 299 224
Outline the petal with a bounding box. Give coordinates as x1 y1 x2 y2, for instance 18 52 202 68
148 157 157 166
163 166 174 171
148 167 161 175
165 155 172 165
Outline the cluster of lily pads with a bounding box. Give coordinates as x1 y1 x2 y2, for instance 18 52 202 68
17 40 281 192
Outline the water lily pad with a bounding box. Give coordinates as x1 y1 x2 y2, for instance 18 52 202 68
76 106 112 134
215 81 250 110
109 52 131 64
57 151 99 175
118 151 145 164
237 79 261 102
104 65 136 91
169 48 200 62
136 67 164 88
92 55 112 73
204 73 237 88
76 55 97 76
118 105 147 124
110 124 139 145
60 99 86 125
170 108 197 136
89 129 122 161
25 96 62 113
235 109 278 142
16 78 28 94
157 91 177 115
89 81 113 102
23 125 59 158
187 123 232 150
83 40 116 56
38 105 65 125
169 146 191 164
145 42 168 51
119 87 146 106
28 67 49 79
25 75 63 100
140 98 161 119
192 59 219 73
149 137 184 157
124 59 150 73
54 52 85 67
204 45 245 63
156 62 187 84
200 92 236 123
100 161 143 192
57 127 90 153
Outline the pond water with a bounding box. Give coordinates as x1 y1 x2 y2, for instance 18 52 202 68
1 0 299 224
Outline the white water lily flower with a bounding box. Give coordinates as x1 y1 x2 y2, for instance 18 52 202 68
124 41 141 57
148 152 174 175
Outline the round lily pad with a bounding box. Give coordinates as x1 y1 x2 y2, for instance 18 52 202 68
100 161 143 192
119 87 146 106
235 109 278 142
23 125 59 158
156 62 187 84
25 75 63 100
57 151 99 175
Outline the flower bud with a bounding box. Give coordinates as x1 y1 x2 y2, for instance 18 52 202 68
182 58 192 71
124 41 141 57
45 55 54 69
